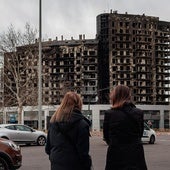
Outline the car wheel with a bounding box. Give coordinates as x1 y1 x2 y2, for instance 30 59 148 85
1 136 9 140
0 157 9 170
149 135 155 144
37 136 46 146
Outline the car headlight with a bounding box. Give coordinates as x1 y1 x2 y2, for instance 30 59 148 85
143 130 148 136
3 141 20 151
8 141 20 151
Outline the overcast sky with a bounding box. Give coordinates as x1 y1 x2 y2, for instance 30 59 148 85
1 0 170 41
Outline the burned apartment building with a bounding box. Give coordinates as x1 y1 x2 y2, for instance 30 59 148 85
97 11 170 105
3 35 98 106
42 35 98 105
3 44 40 107
2 11 170 108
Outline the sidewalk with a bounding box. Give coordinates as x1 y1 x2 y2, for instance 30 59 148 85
91 130 170 136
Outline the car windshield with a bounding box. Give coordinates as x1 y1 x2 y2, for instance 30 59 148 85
144 123 150 130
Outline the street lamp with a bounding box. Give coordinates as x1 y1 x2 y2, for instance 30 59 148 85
38 0 42 130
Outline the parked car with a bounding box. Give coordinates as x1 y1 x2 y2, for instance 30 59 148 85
0 124 47 146
142 122 156 144
0 137 22 169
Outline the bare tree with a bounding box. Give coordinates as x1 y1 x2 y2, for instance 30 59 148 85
0 23 38 124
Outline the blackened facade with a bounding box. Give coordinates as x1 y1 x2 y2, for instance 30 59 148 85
2 12 170 107
97 11 170 104
42 36 98 105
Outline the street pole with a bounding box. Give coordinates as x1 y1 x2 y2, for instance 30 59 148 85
38 0 42 130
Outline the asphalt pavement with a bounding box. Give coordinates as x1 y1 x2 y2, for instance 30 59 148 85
19 132 170 170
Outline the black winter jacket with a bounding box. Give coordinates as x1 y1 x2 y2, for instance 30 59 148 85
103 103 147 170
45 110 92 170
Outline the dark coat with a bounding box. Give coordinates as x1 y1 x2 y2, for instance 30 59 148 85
103 103 148 170
45 110 92 170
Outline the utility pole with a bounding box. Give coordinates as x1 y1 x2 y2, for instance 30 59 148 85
38 0 42 130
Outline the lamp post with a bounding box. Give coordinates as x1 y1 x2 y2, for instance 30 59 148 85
38 0 42 130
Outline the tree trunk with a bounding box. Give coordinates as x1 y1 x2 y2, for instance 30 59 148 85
18 106 23 124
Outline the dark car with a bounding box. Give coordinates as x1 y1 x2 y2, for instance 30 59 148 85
0 137 22 169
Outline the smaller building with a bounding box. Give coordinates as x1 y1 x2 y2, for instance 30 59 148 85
0 105 169 131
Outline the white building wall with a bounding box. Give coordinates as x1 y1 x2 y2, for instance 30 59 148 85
1 105 170 131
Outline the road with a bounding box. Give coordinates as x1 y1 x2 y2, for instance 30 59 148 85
19 133 170 170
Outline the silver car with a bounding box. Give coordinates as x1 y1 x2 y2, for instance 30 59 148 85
0 124 47 146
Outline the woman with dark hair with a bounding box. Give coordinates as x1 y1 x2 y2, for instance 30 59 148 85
103 85 147 170
45 91 92 170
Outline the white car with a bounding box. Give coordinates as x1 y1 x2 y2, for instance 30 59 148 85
142 122 156 144
0 124 47 146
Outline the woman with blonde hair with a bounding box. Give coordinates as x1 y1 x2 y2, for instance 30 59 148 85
103 85 147 170
45 91 92 170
